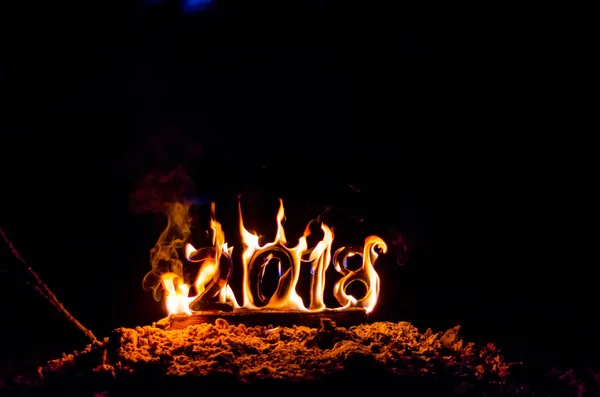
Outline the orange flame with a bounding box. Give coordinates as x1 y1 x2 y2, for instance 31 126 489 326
305 221 333 311
239 199 308 310
332 236 388 313
161 272 192 315
157 203 239 315
153 199 387 316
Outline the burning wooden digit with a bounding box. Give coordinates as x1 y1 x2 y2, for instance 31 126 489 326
187 246 233 306
247 246 299 308
239 199 307 310
333 236 388 313
188 203 235 310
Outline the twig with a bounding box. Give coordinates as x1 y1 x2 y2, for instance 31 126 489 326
0 227 98 343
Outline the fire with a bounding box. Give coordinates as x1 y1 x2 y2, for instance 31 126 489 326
146 199 388 317
332 235 386 312
239 199 308 311
161 273 192 315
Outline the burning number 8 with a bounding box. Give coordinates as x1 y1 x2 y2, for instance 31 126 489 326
332 236 387 313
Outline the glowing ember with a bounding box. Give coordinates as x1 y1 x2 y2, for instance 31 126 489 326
144 199 387 317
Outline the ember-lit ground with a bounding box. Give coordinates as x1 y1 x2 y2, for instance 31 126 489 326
3 319 598 396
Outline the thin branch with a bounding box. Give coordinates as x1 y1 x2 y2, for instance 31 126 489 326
0 227 98 343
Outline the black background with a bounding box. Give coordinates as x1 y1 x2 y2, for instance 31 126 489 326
0 1 593 377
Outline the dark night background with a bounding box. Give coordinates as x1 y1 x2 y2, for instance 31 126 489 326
0 0 593 379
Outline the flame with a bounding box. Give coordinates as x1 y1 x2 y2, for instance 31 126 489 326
148 199 388 317
238 198 308 310
332 236 388 314
156 203 239 315
305 221 333 311
161 272 193 315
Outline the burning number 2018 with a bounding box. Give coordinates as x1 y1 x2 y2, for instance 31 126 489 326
151 199 387 316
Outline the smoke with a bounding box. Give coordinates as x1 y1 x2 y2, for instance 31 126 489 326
127 124 204 302
142 201 192 302
127 122 203 214
130 165 196 214
131 163 197 302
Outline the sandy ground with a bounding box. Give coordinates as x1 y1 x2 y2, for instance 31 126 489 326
2 319 598 396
